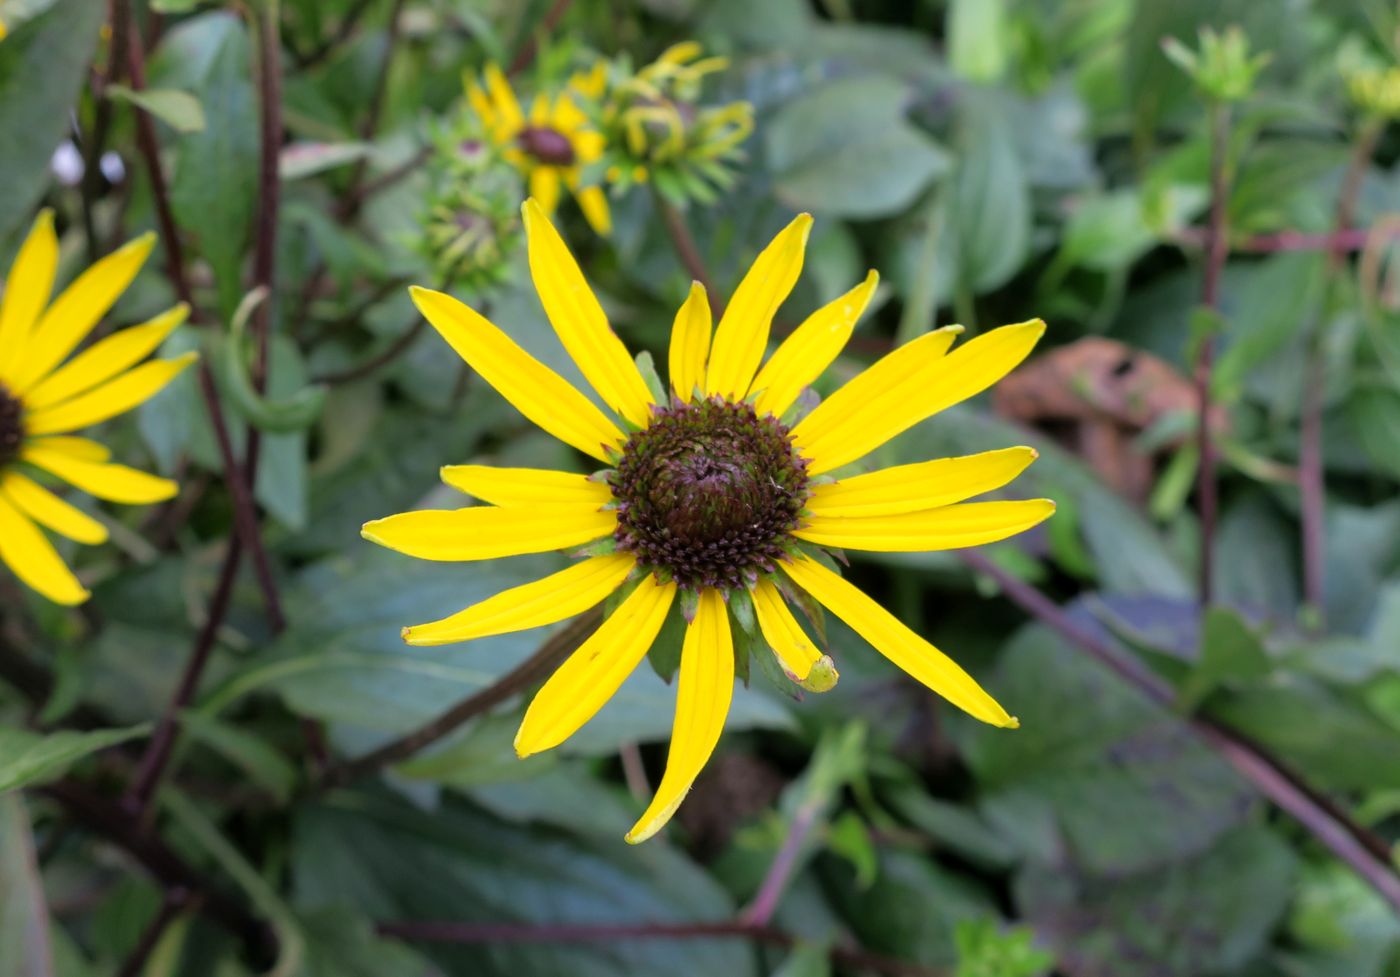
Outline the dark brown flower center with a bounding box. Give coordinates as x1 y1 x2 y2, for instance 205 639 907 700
0 384 23 468
517 126 576 166
609 399 809 591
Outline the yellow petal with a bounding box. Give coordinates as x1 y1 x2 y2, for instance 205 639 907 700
750 577 820 681
12 232 156 393
704 214 813 399
515 574 677 756
0 210 59 382
573 184 613 236
24 304 189 411
0 493 88 605
750 271 877 419
794 499 1055 552
782 554 1016 727
793 320 1045 476
22 436 111 463
484 62 524 137
465 77 496 134
529 166 562 217
1 472 107 545
361 504 616 562
788 326 959 472
439 465 614 507
409 287 626 461
404 552 636 646
626 587 734 843
529 92 550 126
807 447 1039 517
23 353 197 436
668 282 712 402
523 199 654 427
22 446 178 504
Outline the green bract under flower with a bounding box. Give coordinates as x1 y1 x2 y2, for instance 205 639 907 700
609 398 810 592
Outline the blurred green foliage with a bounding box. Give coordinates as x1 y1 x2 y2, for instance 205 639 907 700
4 0 1400 975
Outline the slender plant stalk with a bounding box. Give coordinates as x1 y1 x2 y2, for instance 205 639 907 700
1176 225 1395 253
114 887 191 977
1299 121 1382 622
958 549 1400 912
507 0 575 76
378 919 946 977
1195 101 1230 608
339 0 407 221
742 801 820 926
656 193 721 306
316 608 601 789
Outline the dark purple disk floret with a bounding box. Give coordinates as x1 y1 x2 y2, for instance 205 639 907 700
0 384 22 468
517 126 576 166
609 397 810 591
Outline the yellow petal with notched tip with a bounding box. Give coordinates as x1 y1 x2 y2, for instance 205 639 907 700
23 353 196 436
2 472 107 545
704 214 812 399
807 447 1039 518
12 233 156 393
668 282 711 402
0 210 59 381
573 184 612 236
21 446 178 505
626 587 734 843
439 465 613 507
25 304 189 411
781 553 1016 727
523 200 653 427
794 320 1045 476
750 577 820 681
515 574 677 756
0 493 88 605
409 287 626 461
361 504 616 562
404 552 636 646
794 499 1055 552
750 271 877 419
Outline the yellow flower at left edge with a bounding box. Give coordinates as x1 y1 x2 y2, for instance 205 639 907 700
0 211 196 605
466 63 613 236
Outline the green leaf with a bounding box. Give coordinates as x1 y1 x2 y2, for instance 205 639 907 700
0 0 104 246
947 0 1009 82
105 84 206 133
1177 606 1271 711
279 141 372 181
765 75 951 219
961 618 1253 876
293 791 760 977
0 724 149 793
948 92 1031 294
163 12 258 320
177 711 299 804
0 794 54 977
1351 385 1400 482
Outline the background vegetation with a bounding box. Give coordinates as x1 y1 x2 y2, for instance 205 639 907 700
4 0 1400 975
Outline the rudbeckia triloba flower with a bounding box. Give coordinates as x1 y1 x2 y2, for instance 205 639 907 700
363 200 1053 842
466 63 612 236
0 211 195 605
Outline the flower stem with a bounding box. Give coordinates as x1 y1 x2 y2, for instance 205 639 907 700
1300 121 1382 624
1195 101 1230 608
656 193 721 308
741 800 821 926
958 549 1400 912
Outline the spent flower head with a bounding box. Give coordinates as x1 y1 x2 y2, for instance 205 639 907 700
362 201 1053 843
0 212 194 605
1161 26 1271 103
1339 36 1400 119
595 42 754 204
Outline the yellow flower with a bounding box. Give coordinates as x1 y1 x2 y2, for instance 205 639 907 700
363 200 1053 843
0 212 195 605
466 64 611 236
